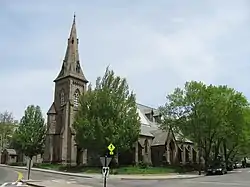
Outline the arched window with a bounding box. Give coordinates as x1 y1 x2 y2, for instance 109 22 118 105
60 90 65 106
144 139 149 154
74 89 80 107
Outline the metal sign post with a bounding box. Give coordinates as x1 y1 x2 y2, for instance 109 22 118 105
26 157 33 180
103 156 109 187
99 143 116 187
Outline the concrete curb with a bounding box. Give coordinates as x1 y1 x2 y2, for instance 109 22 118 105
120 175 205 180
0 164 203 180
23 183 42 187
31 168 93 179
21 180 43 183
21 180 43 187
21 180 93 187
0 164 93 179
0 164 27 170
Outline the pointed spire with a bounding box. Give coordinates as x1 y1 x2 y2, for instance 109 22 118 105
73 12 76 23
69 13 77 42
55 14 88 83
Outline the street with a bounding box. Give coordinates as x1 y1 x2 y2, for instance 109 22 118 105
1 167 249 187
0 167 18 185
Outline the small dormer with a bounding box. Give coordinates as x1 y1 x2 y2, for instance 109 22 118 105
154 114 162 123
145 109 163 123
145 109 154 122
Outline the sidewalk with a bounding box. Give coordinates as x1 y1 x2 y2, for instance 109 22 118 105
0 164 204 180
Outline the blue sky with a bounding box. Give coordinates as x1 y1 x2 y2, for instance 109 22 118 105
1 0 250 120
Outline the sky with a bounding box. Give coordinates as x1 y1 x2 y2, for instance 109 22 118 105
1 0 250 121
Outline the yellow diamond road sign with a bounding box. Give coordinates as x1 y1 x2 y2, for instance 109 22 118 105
108 143 115 155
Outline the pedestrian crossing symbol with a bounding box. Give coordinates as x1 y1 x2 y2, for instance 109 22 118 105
108 143 115 155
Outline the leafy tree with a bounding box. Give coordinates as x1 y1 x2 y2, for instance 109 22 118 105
226 107 250 162
0 111 18 149
160 82 217 168
160 81 250 170
11 105 46 158
73 67 140 156
218 88 249 165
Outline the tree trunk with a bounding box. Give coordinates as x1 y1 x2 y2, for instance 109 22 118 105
223 140 228 168
114 152 119 166
214 139 222 162
204 138 213 170
198 137 202 175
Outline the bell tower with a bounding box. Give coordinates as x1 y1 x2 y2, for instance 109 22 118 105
44 14 88 165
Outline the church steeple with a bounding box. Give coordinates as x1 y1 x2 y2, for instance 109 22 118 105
45 14 88 165
55 14 88 83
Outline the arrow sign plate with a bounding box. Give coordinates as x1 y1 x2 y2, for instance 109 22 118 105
100 157 112 167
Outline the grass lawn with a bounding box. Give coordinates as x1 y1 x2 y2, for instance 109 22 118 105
34 163 180 175
110 166 177 175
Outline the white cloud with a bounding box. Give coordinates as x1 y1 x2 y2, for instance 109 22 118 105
1 0 250 119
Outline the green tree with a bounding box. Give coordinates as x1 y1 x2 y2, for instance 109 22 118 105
160 81 250 170
11 105 46 158
0 111 18 149
239 108 250 157
218 88 249 166
223 106 250 162
160 81 218 169
73 67 140 156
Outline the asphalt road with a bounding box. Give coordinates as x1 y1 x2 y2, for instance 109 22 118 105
115 169 250 187
3 167 250 187
0 167 19 185
109 169 250 187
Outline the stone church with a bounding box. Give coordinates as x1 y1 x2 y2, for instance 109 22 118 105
43 16 198 166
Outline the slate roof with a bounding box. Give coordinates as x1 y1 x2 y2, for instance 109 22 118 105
140 124 157 137
4 149 17 155
136 104 159 137
137 108 150 126
173 129 193 143
136 103 193 145
151 129 169 146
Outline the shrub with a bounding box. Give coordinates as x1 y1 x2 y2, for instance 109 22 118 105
138 161 150 169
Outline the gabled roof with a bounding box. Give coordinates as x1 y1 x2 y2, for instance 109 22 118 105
47 102 57 115
137 103 161 137
3 149 17 155
151 129 169 146
136 103 193 144
137 103 158 115
174 132 193 143
140 124 157 137
137 108 150 126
